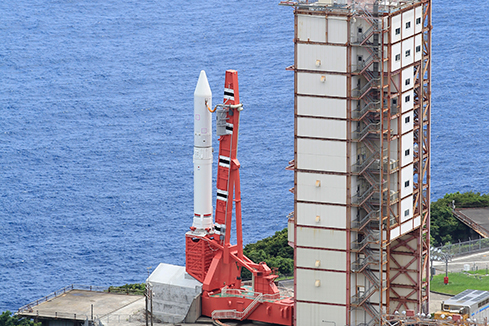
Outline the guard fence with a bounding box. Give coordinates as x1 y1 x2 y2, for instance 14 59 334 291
434 237 489 258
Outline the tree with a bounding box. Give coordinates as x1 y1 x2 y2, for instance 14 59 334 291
430 191 489 246
0 311 41 326
242 228 293 279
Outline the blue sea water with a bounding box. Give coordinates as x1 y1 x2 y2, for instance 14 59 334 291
0 0 488 312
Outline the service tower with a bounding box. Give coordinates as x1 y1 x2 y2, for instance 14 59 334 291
283 0 432 325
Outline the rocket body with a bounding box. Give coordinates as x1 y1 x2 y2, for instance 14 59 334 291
193 71 213 231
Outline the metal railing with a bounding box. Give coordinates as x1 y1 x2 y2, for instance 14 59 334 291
434 237 489 258
17 284 107 313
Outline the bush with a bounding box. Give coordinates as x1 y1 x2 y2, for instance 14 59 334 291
0 311 41 326
108 283 146 295
241 228 293 279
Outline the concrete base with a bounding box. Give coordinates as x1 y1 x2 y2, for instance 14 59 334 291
146 263 202 324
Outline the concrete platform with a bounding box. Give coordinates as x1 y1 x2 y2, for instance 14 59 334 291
18 289 143 323
453 207 489 237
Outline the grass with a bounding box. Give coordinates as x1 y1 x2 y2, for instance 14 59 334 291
431 271 489 295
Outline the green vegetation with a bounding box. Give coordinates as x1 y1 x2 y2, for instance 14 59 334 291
242 229 293 279
107 283 146 295
430 191 489 246
0 311 41 326
430 271 489 295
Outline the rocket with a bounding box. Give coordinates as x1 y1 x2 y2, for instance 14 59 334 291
192 70 213 233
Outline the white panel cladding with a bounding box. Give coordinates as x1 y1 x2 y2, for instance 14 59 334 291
297 15 326 43
297 117 347 139
401 131 413 167
297 302 346 326
401 89 414 113
297 72 347 97
415 34 422 62
391 42 402 71
401 111 414 134
297 96 347 118
296 269 346 304
391 14 402 44
401 220 413 236
401 66 414 93
401 195 414 223
296 202 347 228
415 6 423 34
328 16 348 44
414 215 421 228
297 43 347 72
297 172 347 204
402 9 415 39
297 138 347 172
296 248 347 271
402 37 414 68
401 164 414 198
391 225 400 240
296 227 347 250
288 220 294 244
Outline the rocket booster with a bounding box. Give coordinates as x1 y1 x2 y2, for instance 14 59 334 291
193 71 213 231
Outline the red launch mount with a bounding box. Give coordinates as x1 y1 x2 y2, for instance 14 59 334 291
186 70 293 325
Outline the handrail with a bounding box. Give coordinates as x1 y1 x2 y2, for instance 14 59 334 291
212 293 264 321
17 284 107 313
352 209 380 231
353 100 381 119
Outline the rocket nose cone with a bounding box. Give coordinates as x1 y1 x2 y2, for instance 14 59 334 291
194 70 212 97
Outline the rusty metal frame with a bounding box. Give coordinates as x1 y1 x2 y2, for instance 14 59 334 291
388 0 431 316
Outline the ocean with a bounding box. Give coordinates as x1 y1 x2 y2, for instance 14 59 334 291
1 0 488 312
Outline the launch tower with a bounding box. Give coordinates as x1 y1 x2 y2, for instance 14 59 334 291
283 0 432 325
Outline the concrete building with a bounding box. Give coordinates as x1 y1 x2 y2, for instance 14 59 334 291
285 0 432 325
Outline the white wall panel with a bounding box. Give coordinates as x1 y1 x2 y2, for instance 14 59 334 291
296 227 347 250
415 34 422 62
328 17 348 44
391 226 400 240
414 215 421 228
401 89 414 113
391 14 402 44
402 9 415 39
296 203 347 229
415 6 423 34
401 164 413 198
297 96 347 118
296 248 346 271
297 15 326 43
297 43 347 72
401 111 414 134
401 131 413 167
296 269 346 304
297 172 347 204
288 220 294 245
401 195 413 223
391 42 401 71
296 303 346 326
297 117 347 139
401 66 414 93
401 220 413 236
297 72 347 97
402 37 414 68
297 138 347 172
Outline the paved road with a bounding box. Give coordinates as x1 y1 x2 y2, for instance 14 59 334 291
432 250 489 274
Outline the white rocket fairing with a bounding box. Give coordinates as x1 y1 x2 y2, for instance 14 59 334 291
193 70 213 232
